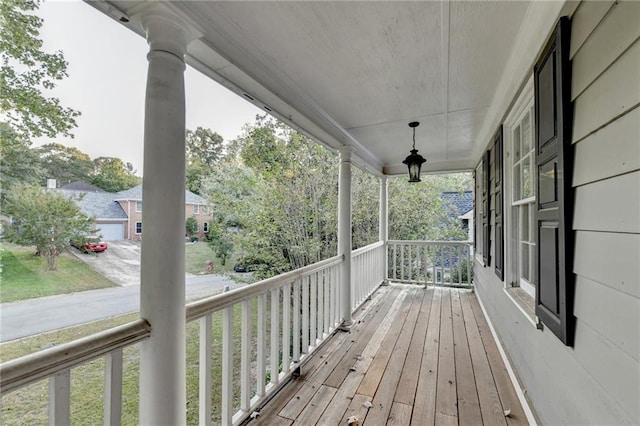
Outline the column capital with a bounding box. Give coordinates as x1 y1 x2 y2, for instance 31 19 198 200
132 4 202 58
338 146 352 162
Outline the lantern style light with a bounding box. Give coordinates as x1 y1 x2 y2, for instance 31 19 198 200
402 121 426 182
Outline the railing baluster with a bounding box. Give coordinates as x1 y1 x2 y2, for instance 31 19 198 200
270 288 279 385
329 267 335 330
302 276 309 354
310 274 317 347
282 284 291 373
317 271 324 339
467 245 472 285
104 348 123 426
221 304 233 426
393 243 397 281
293 280 301 363
400 244 405 281
324 269 330 335
257 293 266 397
333 265 339 327
199 314 212 426
241 300 251 411
49 370 70 426
408 244 413 283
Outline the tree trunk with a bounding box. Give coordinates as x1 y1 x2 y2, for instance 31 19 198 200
47 253 57 271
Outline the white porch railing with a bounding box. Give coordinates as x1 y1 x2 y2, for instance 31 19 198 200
387 240 473 287
351 241 386 310
0 241 385 425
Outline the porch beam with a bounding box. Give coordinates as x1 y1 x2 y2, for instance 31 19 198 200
137 7 194 425
338 147 353 328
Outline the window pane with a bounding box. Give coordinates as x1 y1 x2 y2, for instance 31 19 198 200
513 125 521 161
530 243 537 285
522 111 531 153
523 155 532 198
513 164 521 201
521 243 530 281
521 204 529 241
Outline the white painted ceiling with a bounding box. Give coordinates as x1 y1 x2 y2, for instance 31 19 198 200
94 1 531 175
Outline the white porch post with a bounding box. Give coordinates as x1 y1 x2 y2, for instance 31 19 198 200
379 175 389 284
138 9 191 425
338 147 352 328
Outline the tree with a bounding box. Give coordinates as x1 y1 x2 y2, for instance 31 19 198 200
185 216 198 238
0 122 42 200
185 127 224 195
3 184 93 270
0 0 80 140
36 143 93 185
207 220 233 266
90 156 140 192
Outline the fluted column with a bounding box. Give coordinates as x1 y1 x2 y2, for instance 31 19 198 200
338 147 352 328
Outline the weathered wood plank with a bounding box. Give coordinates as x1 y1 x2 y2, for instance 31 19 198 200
460 292 507 426
435 288 458 420
357 289 416 397
451 290 483 425
363 290 421 425
411 288 442 425
253 414 293 426
468 293 528 426
342 393 373 426
394 288 433 405
387 402 413 426
293 384 337 425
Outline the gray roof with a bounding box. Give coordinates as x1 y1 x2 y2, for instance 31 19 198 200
55 189 127 220
59 181 105 192
115 184 207 204
441 191 474 217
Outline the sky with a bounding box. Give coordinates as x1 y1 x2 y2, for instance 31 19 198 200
36 0 262 174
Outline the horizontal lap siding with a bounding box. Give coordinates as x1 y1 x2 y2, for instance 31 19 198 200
474 1 640 424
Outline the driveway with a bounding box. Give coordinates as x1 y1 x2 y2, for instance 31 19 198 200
71 240 141 286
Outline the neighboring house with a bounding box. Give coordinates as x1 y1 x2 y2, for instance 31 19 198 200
114 185 210 241
441 190 474 242
55 183 210 241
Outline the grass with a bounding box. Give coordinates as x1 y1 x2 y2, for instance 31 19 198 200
185 241 238 275
0 244 117 303
0 299 265 425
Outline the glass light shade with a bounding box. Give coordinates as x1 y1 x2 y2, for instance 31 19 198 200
403 149 426 182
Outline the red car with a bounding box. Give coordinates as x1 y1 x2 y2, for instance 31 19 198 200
72 236 108 253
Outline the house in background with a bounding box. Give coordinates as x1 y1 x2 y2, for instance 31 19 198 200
55 183 211 241
441 190 474 241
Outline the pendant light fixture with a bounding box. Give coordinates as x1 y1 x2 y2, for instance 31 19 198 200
403 121 426 182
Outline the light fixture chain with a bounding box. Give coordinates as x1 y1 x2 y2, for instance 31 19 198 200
412 127 416 150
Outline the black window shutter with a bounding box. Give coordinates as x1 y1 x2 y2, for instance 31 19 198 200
534 16 574 346
493 126 504 280
482 150 490 266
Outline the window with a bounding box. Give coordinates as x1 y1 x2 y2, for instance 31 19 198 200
202 205 209 215
135 201 142 212
193 205 199 214
203 222 209 233
135 221 142 234
509 101 536 297
474 161 484 261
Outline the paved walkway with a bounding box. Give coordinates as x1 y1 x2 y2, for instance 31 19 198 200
0 274 240 343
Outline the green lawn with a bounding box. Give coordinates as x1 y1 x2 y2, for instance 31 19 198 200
0 301 259 425
185 241 237 275
0 244 117 303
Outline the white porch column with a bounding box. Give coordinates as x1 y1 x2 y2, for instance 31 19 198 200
379 175 389 284
338 147 352 328
138 9 191 425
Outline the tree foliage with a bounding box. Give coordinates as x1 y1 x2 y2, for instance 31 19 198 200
90 156 140 192
206 220 233 266
185 127 224 194
3 184 93 270
0 122 42 199
36 143 93 186
185 216 198 237
0 0 80 139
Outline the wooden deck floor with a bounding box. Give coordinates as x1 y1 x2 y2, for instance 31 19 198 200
252 285 529 426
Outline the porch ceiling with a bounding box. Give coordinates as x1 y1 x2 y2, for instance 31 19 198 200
92 1 530 174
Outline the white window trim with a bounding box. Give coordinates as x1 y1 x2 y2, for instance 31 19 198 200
135 221 142 235
504 78 537 309
135 201 142 212
193 204 199 214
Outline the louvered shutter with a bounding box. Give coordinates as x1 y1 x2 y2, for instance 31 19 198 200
493 126 504 280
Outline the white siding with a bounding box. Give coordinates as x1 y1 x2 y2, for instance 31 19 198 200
474 1 640 424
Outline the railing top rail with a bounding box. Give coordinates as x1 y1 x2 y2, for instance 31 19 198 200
0 319 150 394
387 240 473 246
351 240 384 257
186 254 343 322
